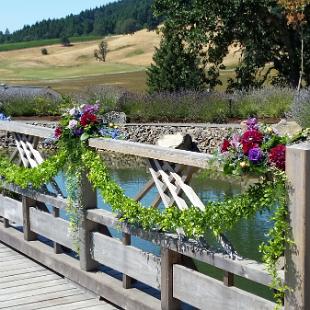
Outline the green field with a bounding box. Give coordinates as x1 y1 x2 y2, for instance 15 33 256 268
0 35 102 52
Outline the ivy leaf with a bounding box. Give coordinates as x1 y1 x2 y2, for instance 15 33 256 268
80 133 90 141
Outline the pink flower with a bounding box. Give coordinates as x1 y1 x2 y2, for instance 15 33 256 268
54 127 62 139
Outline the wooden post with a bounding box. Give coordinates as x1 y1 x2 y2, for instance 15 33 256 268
79 172 99 271
161 247 182 310
22 196 37 241
123 233 132 289
223 271 234 287
2 217 9 228
52 207 63 254
285 143 310 310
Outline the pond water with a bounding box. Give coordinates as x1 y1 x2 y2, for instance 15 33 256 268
53 157 275 301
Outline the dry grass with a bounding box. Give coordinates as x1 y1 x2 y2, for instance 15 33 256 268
0 29 240 93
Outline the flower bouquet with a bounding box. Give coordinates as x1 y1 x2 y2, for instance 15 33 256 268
219 118 288 175
54 103 122 142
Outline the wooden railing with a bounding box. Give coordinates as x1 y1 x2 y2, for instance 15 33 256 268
0 121 308 310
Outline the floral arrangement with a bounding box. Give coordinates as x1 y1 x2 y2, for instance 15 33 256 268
54 103 122 142
219 118 288 175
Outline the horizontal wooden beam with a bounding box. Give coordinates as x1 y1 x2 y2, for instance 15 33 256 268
2 183 67 210
0 195 23 226
88 138 213 168
173 265 276 310
29 208 73 250
92 232 161 289
0 121 53 138
87 209 279 287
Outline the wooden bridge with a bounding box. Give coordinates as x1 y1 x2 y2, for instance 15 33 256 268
0 121 309 310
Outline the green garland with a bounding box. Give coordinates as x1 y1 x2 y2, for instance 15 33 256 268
0 145 290 307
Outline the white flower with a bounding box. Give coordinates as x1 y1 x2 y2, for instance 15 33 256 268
69 108 78 116
68 120 78 129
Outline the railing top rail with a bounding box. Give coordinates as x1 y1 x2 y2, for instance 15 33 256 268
0 121 213 168
89 138 213 168
0 121 53 138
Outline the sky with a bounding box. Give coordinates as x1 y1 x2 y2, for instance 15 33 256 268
0 0 115 33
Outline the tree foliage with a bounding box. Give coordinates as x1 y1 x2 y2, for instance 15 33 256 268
153 0 310 89
94 40 108 62
147 26 207 92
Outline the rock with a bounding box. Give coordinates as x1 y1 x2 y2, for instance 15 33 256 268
103 111 127 125
157 133 199 152
272 119 302 137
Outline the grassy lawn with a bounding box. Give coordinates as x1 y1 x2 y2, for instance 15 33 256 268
0 59 144 80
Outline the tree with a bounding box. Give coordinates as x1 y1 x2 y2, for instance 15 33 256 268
94 40 108 62
153 0 310 90
115 19 139 34
278 0 310 90
61 36 71 47
147 27 207 92
41 48 48 55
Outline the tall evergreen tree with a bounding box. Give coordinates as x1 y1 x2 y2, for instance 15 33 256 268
147 28 206 92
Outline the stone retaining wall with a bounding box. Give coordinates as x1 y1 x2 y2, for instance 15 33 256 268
123 123 241 153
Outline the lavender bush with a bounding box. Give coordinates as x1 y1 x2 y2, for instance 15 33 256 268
290 89 310 128
232 87 294 118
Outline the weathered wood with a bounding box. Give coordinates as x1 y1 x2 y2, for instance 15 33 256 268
79 172 99 271
52 207 63 254
0 226 161 310
0 195 23 226
92 232 161 289
0 121 53 138
122 232 133 289
87 208 276 287
2 218 9 228
224 271 235 287
29 207 73 249
285 143 310 310
0 274 60 289
89 138 213 168
22 196 37 241
161 248 182 310
2 182 67 210
173 265 276 310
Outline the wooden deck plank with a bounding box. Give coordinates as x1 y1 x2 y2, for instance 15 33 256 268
0 282 77 301
0 266 45 278
0 254 25 262
0 278 70 296
0 289 82 308
0 270 52 284
84 305 118 310
0 261 37 271
0 274 60 289
0 257 28 265
9 294 96 310
40 298 106 310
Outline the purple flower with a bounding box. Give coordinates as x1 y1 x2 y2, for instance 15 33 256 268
81 104 100 114
248 147 263 163
73 127 84 137
246 118 258 130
